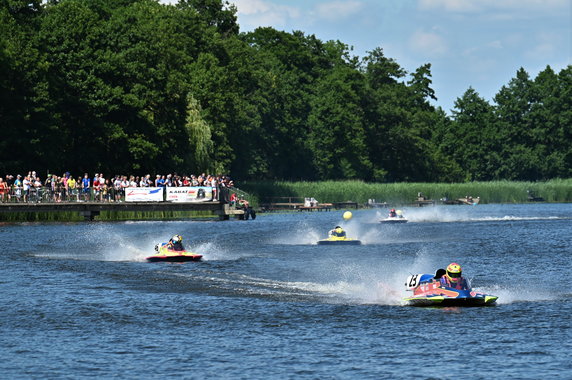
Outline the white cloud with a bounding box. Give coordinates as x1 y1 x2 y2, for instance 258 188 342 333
524 32 562 59
409 30 448 58
233 0 271 15
313 1 365 22
487 40 503 49
418 0 480 13
527 42 556 57
232 0 301 30
418 0 569 14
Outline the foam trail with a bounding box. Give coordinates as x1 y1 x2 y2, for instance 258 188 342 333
81 224 178 262
479 285 560 305
399 207 562 223
273 220 323 245
298 248 439 305
272 212 382 245
102 235 158 262
334 217 387 245
192 241 234 261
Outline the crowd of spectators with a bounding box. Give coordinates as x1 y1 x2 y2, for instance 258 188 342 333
0 171 236 203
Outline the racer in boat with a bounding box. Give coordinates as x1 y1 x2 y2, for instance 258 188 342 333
388 208 397 218
438 262 469 290
328 226 346 238
166 234 185 251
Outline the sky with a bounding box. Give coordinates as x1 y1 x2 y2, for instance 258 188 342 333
164 0 572 113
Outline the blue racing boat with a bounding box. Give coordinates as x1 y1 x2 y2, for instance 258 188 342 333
403 271 497 307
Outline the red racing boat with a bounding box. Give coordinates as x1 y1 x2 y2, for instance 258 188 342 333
146 243 203 262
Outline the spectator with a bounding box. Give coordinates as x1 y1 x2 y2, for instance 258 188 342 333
23 175 31 202
0 178 8 202
120 175 129 200
32 176 43 202
82 173 90 201
93 175 101 201
68 175 78 201
60 174 68 202
14 175 23 202
5 175 13 202
114 175 122 202
0 170 238 203
99 173 105 192
102 179 109 202
209 175 218 201
48 175 56 201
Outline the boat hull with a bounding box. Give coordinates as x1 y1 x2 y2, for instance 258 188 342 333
380 218 408 224
403 273 498 307
146 254 203 262
404 295 498 307
147 243 203 262
317 239 361 245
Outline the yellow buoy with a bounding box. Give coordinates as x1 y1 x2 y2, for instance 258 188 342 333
343 211 352 220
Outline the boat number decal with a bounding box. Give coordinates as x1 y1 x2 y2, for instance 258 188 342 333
408 274 420 288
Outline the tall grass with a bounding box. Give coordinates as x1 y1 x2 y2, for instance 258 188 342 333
0 210 218 222
0 211 85 222
239 179 572 204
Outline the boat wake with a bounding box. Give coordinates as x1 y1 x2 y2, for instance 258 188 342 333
373 208 565 223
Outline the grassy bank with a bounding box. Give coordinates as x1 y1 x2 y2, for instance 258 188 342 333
0 210 217 223
238 179 572 205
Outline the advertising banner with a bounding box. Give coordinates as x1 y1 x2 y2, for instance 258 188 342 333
125 187 164 202
166 186 213 202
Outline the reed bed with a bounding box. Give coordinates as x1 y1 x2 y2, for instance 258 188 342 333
0 210 217 222
240 179 572 204
1 179 569 222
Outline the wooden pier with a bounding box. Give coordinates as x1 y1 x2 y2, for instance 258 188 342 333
409 193 435 207
333 201 359 209
297 203 333 212
260 196 359 212
0 201 243 221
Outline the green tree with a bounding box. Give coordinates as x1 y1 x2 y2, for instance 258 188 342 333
363 50 444 181
307 65 371 179
557 66 572 177
448 88 499 180
185 94 214 173
527 65 570 178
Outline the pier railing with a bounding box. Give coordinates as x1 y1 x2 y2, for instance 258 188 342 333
0 186 247 220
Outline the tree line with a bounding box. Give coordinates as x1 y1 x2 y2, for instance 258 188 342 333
1 0 570 182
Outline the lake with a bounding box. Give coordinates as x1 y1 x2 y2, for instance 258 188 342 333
1 203 570 379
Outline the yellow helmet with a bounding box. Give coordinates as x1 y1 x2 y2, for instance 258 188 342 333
335 227 343 233
446 262 462 282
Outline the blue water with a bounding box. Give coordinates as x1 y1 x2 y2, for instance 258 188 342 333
1 204 571 379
